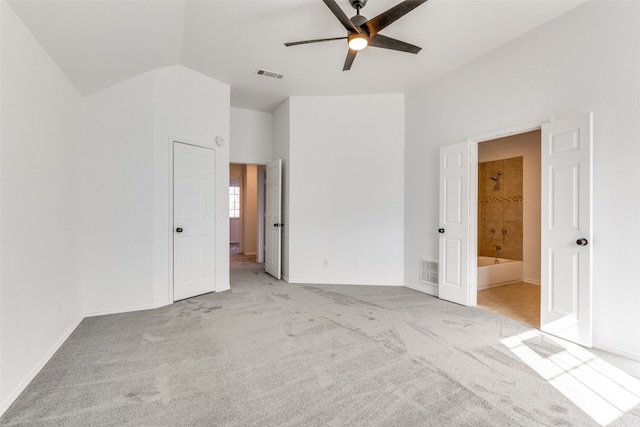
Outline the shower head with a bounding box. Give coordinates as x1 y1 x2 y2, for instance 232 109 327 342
491 171 503 181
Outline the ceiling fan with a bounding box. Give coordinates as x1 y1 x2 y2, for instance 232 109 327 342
285 0 428 71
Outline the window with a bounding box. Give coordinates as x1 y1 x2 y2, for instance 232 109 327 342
229 178 240 218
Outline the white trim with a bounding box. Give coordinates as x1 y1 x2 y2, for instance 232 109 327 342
405 282 439 297
467 120 545 306
281 275 290 283
523 278 541 286
168 137 175 304
593 342 640 362
469 140 478 306
287 279 404 287
228 159 268 167
84 301 171 318
477 280 521 291
469 121 542 144
257 166 266 264
216 285 231 293
0 315 83 418
169 137 220 302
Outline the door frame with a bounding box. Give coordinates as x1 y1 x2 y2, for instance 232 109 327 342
465 120 544 303
257 165 266 263
467 115 593 343
227 162 268 263
169 137 220 303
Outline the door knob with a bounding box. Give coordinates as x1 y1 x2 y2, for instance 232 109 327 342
176 228 183 233
438 228 445 234
576 238 588 246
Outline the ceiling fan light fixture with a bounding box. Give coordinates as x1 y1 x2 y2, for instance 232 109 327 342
348 33 368 51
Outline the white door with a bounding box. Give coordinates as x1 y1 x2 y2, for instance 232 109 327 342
174 142 216 301
265 159 282 279
439 141 473 306
541 113 593 346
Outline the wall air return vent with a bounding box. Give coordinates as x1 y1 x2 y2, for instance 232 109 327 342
256 69 284 80
420 260 439 286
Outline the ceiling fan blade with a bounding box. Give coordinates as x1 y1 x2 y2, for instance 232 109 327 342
285 37 347 47
368 34 421 54
343 49 358 71
323 0 360 33
363 0 428 37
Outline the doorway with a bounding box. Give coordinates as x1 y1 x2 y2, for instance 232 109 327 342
438 113 593 346
474 130 541 327
229 163 266 265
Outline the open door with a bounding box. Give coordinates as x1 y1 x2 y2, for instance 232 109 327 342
439 141 473 306
541 113 593 347
265 159 282 279
174 142 216 301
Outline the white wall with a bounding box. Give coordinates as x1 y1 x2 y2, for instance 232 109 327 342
84 65 230 315
478 131 541 284
152 66 231 303
230 107 273 164
83 73 155 314
1 0 84 411
405 1 640 358
272 100 290 279
288 94 405 285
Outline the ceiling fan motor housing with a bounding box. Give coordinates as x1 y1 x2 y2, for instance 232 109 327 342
350 14 367 27
349 0 368 10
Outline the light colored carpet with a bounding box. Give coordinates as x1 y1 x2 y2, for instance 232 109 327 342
2 263 639 426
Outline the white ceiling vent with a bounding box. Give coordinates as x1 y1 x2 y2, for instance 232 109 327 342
256 69 284 80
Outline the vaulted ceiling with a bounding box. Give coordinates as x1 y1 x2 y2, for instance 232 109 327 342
8 0 586 112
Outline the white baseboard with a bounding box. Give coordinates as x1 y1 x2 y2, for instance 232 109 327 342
404 282 439 296
593 341 640 361
216 285 231 293
287 278 403 287
281 275 290 283
84 301 171 318
523 278 541 285
0 314 84 418
477 279 521 290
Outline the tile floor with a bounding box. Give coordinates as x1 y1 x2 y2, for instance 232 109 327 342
477 282 540 328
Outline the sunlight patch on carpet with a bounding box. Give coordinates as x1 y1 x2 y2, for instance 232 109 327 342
501 330 640 426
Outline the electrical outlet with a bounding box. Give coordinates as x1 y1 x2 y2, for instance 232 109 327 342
323 259 328 267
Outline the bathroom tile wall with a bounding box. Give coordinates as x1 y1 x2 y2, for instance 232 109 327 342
479 157 523 260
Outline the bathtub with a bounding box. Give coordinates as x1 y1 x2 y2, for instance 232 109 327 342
477 256 523 290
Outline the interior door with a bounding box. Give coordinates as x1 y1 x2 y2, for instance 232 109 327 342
265 159 282 279
439 141 472 306
174 142 216 301
541 113 593 346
